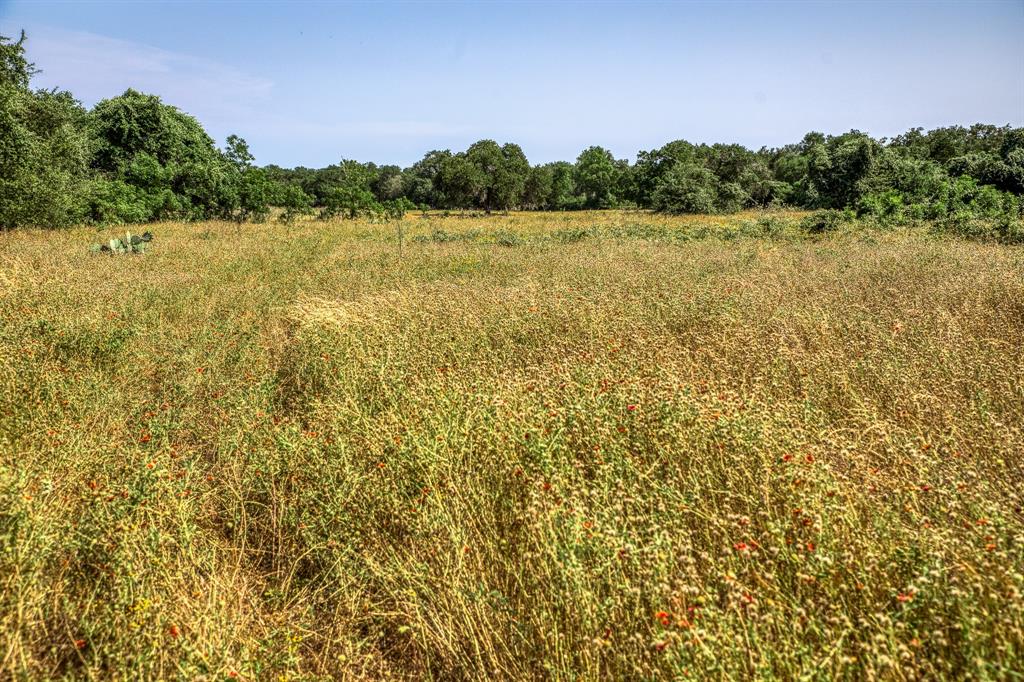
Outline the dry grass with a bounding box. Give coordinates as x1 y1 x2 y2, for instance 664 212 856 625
1 211 1022 680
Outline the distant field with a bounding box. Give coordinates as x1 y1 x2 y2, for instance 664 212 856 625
1 211 1022 679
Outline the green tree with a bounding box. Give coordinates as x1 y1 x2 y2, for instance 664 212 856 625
650 163 719 214
224 135 270 222
87 88 234 221
319 159 379 219
547 161 579 209
464 140 530 212
0 32 90 229
574 146 620 208
807 131 880 209
402 150 450 207
523 164 554 210
276 184 313 224
493 143 530 211
634 140 696 206
437 153 484 210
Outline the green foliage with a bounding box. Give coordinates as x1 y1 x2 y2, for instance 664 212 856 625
464 140 530 212
276 184 313 224
0 32 90 229
223 136 270 223
89 230 153 254
800 208 854 234
492 229 523 246
318 160 379 219
437 153 484 210
650 163 719 214
2 31 1024 231
574 146 621 208
86 89 237 223
522 164 554 210
806 131 880 209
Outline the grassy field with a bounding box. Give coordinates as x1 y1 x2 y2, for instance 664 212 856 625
1 211 1022 680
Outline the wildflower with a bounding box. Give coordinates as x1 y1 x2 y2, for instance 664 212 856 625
140 432 151 444
168 624 180 638
782 454 794 463
805 454 815 464
74 638 87 649
733 542 749 552
897 592 914 603
655 610 671 626
626 404 638 412
806 541 815 552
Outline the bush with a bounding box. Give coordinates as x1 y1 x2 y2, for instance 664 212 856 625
552 227 594 243
651 163 718 214
800 209 853 234
277 184 313 224
493 230 522 247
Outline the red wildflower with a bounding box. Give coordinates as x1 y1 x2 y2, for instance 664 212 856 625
733 542 749 552
74 638 86 650
897 592 914 603
626 404 638 412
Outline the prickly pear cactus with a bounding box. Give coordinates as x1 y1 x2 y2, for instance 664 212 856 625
91 231 153 255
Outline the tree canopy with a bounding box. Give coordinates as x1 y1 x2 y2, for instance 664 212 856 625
1 31 1021 230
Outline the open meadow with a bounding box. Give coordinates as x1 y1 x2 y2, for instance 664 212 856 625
1 211 1022 679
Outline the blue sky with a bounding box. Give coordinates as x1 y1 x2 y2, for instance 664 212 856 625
2 0 1022 167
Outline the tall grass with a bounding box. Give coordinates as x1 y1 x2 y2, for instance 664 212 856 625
1 212 1022 679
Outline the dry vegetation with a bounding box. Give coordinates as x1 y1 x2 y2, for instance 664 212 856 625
1 211 1022 680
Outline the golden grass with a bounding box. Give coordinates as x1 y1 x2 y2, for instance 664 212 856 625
1 211 1022 679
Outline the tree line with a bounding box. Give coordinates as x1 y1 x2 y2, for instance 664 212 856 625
2 32 1022 230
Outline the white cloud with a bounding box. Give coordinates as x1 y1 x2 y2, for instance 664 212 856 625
21 25 273 122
